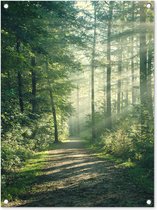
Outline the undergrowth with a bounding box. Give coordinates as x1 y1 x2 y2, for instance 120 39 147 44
85 121 154 195
1 151 48 204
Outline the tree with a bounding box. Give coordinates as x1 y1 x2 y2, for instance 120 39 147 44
146 33 153 117
106 1 113 129
139 2 147 129
91 3 97 141
31 56 37 114
1 1 83 167
76 83 80 136
16 39 24 113
117 45 122 114
45 59 59 143
131 2 136 105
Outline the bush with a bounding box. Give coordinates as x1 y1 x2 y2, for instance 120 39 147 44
1 135 33 172
99 122 154 194
101 129 133 159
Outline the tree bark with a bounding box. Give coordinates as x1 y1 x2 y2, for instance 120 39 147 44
46 59 59 143
125 68 129 108
147 34 153 116
117 2 124 114
117 60 122 114
140 2 147 129
131 2 136 105
106 2 113 129
16 39 24 113
91 3 97 141
31 56 36 113
76 84 80 136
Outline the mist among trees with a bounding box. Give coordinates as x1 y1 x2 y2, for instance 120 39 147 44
1 1 154 207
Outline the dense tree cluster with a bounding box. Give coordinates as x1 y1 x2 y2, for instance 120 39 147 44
2 1 154 198
69 1 154 193
2 1 82 172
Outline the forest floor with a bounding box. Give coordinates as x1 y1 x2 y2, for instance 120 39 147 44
3 139 153 207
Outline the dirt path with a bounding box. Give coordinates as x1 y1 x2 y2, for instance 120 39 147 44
8 139 152 207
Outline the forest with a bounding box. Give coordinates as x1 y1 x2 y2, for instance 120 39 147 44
1 1 154 207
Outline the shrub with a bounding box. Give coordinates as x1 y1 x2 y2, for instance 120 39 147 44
102 129 133 159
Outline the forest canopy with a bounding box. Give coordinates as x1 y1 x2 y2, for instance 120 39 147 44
1 1 154 206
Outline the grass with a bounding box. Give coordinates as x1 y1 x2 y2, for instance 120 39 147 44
1 151 49 204
1 138 154 207
85 140 154 196
128 166 154 194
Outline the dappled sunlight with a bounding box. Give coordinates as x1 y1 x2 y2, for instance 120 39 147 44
4 138 153 207
1 0 154 207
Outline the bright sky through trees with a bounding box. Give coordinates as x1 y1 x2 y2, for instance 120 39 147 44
1 1 154 207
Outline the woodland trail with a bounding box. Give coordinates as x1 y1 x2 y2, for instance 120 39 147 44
8 139 151 207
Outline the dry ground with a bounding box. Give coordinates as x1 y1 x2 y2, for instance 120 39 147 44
6 139 153 207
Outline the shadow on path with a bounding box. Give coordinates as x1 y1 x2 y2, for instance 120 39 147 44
9 139 153 207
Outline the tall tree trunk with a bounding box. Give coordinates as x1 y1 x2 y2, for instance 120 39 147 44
117 59 122 114
103 71 106 114
147 34 153 116
106 2 113 129
76 84 80 136
16 39 24 113
46 59 59 143
131 2 135 105
126 91 129 107
140 2 147 129
117 2 124 114
31 56 36 113
91 3 96 141
125 68 129 108
121 91 124 109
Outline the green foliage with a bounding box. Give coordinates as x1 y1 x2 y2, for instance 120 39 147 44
1 0 81 183
1 1 154 205
101 129 133 159
80 112 106 141
1 151 48 202
128 166 153 193
1 118 33 172
84 104 154 195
